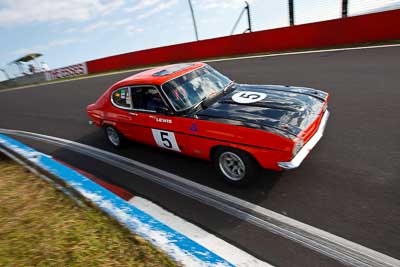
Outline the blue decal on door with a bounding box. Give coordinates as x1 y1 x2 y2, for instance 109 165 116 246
189 123 198 133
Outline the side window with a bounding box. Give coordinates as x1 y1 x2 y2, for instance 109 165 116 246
131 86 168 113
111 87 131 109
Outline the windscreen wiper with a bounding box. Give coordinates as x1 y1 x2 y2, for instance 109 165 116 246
223 81 235 94
189 96 207 113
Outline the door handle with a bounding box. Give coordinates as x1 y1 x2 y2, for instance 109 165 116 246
129 112 138 116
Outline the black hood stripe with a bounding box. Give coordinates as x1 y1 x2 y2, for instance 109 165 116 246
196 84 327 137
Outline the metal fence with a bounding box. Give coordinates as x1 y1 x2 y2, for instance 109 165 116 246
241 0 400 35
292 0 400 24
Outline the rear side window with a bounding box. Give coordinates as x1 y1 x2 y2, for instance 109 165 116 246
111 87 131 109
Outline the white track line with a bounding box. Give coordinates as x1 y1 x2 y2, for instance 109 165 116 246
129 196 270 267
1 43 399 94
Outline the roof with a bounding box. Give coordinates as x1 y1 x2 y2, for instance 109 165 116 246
11 53 43 64
113 62 206 88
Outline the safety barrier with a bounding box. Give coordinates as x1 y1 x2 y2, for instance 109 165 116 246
86 9 400 74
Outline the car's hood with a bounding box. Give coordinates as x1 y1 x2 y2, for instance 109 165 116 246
196 84 328 136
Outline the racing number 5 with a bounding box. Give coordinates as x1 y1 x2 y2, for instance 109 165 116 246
160 131 172 148
232 91 267 104
151 129 181 152
239 92 261 100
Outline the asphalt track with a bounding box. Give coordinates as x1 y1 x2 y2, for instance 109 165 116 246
1 45 399 266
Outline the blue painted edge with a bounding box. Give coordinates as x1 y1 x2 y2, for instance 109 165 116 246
0 134 234 267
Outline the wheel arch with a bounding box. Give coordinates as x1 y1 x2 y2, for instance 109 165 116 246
101 120 117 128
209 144 261 167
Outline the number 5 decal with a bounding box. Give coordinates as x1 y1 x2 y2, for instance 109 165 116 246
232 91 267 104
151 129 181 152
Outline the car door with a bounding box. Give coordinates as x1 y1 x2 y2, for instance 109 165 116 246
129 85 186 153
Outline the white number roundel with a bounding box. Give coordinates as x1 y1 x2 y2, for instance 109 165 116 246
232 91 267 104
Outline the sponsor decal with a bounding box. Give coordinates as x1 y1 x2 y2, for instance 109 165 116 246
155 117 172 124
232 91 267 104
45 63 88 81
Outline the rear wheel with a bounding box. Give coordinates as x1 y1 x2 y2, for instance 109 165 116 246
212 147 259 185
104 125 124 148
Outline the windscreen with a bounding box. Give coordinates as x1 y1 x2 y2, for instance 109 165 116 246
161 65 231 111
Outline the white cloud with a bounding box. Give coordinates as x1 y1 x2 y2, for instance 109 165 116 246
192 0 256 9
13 38 78 56
137 0 178 20
82 21 108 32
95 0 125 14
126 25 144 34
0 0 124 26
125 0 161 13
113 18 132 26
80 19 134 32
66 27 78 33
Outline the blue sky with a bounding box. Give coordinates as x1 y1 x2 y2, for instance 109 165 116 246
0 0 399 80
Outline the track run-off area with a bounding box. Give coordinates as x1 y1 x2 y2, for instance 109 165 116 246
1 45 399 267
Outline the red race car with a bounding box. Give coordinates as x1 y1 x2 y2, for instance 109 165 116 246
87 62 329 184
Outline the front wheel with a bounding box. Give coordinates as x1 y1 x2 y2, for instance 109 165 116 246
104 125 124 148
212 147 259 185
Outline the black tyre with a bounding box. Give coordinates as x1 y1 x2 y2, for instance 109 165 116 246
212 147 259 185
104 125 124 148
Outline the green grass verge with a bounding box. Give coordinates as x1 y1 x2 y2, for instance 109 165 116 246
0 156 179 267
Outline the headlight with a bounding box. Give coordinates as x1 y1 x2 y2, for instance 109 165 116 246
293 139 304 157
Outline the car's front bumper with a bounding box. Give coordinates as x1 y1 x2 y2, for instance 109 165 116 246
278 110 330 169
